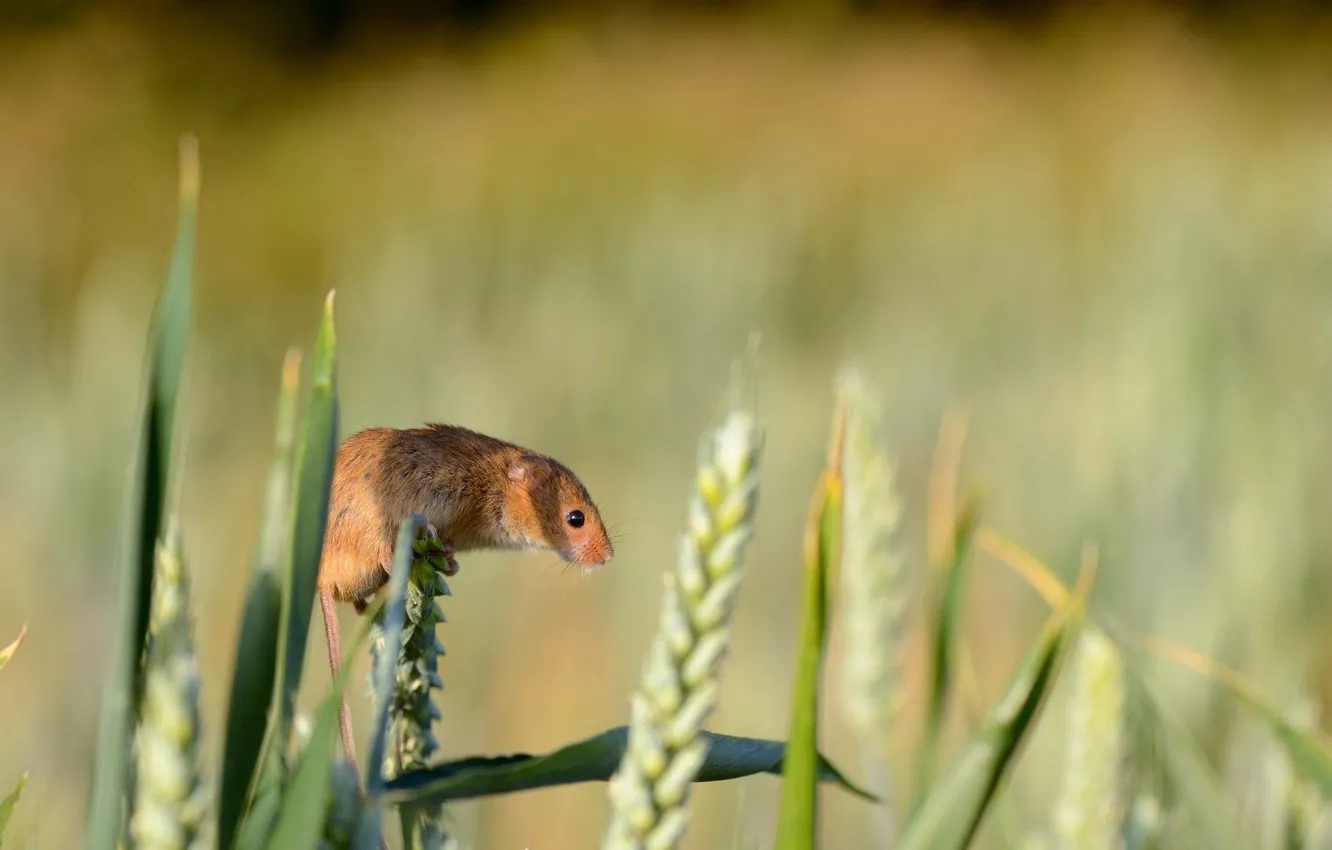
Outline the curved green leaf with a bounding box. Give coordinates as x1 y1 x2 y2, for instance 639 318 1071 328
914 494 982 811
0 624 26 674
241 293 343 850
0 771 27 845
1247 700 1332 794
898 592 1082 850
219 351 303 850
85 135 197 850
1145 636 1332 796
233 770 283 850
250 291 341 815
275 292 340 733
266 597 387 850
380 727 875 806
1117 655 1247 850
264 652 353 850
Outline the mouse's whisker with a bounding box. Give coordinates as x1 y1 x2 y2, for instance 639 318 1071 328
551 555 572 578
532 556 558 581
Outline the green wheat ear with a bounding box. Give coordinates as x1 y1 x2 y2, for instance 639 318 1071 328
602 385 764 850
1053 625 1128 850
833 365 909 833
128 520 209 850
369 523 454 848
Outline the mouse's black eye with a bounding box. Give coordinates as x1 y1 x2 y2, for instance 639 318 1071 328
566 510 585 528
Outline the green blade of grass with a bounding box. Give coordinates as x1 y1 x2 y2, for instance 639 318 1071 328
231 764 285 850
1117 657 1248 850
0 772 28 845
274 291 340 734
266 599 391 850
0 624 26 674
265 692 341 850
1143 636 1332 795
381 729 875 805
898 565 1091 850
981 532 1250 850
219 350 304 850
914 494 982 810
982 530 1253 848
246 292 340 842
774 398 847 850
85 135 197 850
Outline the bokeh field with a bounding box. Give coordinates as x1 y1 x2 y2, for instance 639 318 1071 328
4 9 1332 848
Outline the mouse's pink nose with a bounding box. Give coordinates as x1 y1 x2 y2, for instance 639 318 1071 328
574 537 613 567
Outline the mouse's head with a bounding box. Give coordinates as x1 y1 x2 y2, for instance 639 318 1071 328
501 453 614 568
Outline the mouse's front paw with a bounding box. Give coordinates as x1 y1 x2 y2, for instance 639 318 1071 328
439 538 461 577
418 531 461 577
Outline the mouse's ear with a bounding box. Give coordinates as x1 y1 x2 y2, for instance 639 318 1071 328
507 456 549 486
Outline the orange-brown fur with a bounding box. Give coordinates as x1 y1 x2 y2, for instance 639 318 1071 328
318 423 613 604
315 423 613 792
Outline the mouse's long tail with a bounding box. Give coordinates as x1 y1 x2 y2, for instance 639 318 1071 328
320 590 392 850
320 589 363 785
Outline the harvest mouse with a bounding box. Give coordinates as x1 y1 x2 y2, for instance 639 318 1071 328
315 423 614 785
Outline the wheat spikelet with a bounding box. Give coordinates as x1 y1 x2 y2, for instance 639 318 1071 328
129 522 209 850
368 524 454 849
832 365 910 841
834 367 909 745
602 404 764 850
1053 626 1127 850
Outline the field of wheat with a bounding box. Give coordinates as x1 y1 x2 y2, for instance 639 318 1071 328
2 10 1332 849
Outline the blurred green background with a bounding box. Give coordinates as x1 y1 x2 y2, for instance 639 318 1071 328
4 2 1332 847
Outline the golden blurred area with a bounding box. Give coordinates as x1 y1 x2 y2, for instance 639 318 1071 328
3 7 1332 847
